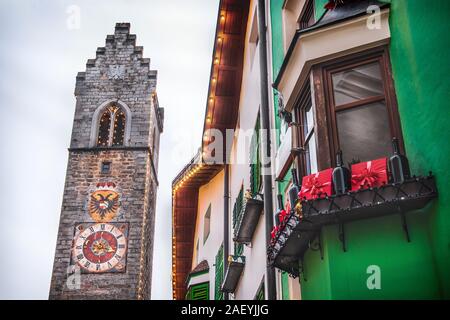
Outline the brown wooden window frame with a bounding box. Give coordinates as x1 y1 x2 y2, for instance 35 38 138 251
290 46 404 180
298 0 315 30
314 47 404 168
292 78 315 179
322 47 404 165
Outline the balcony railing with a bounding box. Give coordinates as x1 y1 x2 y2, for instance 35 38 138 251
221 255 245 294
233 195 264 244
268 175 438 277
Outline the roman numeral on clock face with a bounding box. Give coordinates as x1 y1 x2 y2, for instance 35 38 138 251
96 264 101 271
101 224 105 230
118 244 125 249
77 254 84 261
89 227 95 233
84 261 90 268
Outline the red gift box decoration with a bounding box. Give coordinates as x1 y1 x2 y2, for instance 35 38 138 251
351 158 388 191
298 168 333 200
271 225 279 240
278 209 288 225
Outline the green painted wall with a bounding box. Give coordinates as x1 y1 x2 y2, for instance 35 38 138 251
270 0 285 148
387 0 450 298
269 0 450 300
314 0 328 20
301 213 441 299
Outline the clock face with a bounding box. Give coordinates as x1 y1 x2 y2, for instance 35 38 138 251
72 223 128 273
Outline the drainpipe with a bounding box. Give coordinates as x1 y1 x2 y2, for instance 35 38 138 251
257 0 276 300
223 164 230 300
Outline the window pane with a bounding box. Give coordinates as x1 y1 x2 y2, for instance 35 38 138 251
101 161 111 174
305 132 317 175
203 205 211 244
97 111 111 146
336 102 391 164
332 62 384 106
112 110 126 146
305 105 314 136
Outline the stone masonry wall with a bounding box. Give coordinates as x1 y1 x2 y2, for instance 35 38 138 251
49 23 161 300
71 23 158 148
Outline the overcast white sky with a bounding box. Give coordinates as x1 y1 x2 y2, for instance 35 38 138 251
0 0 218 299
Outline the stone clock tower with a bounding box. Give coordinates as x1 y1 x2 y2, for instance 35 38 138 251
49 23 163 300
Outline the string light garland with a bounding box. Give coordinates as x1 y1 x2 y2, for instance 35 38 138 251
96 104 126 147
137 161 153 300
172 7 228 299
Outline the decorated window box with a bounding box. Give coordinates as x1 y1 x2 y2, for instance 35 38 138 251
268 140 438 277
268 175 437 277
268 211 317 278
221 255 245 294
233 193 264 244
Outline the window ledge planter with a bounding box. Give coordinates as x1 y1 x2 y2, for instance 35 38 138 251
233 196 264 244
221 255 245 294
268 175 438 277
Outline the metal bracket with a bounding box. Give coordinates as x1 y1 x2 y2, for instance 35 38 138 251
399 206 411 242
318 230 324 260
338 222 347 252
309 230 324 260
299 258 307 282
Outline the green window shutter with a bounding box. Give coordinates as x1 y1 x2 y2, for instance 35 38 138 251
214 245 224 300
250 115 261 197
234 241 244 256
233 197 238 229
233 186 244 229
186 282 209 300
232 186 244 257
255 280 265 300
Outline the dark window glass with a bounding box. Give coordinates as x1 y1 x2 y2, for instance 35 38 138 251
332 62 384 106
318 50 404 171
112 109 126 146
97 111 111 146
336 102 391 164
101 161 111 174
97 104 126 147
203 204 211 244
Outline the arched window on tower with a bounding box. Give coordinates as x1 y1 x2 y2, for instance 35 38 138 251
96 104 126 147
112 109 126 146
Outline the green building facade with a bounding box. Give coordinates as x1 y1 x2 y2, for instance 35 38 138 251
269 0 450 299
